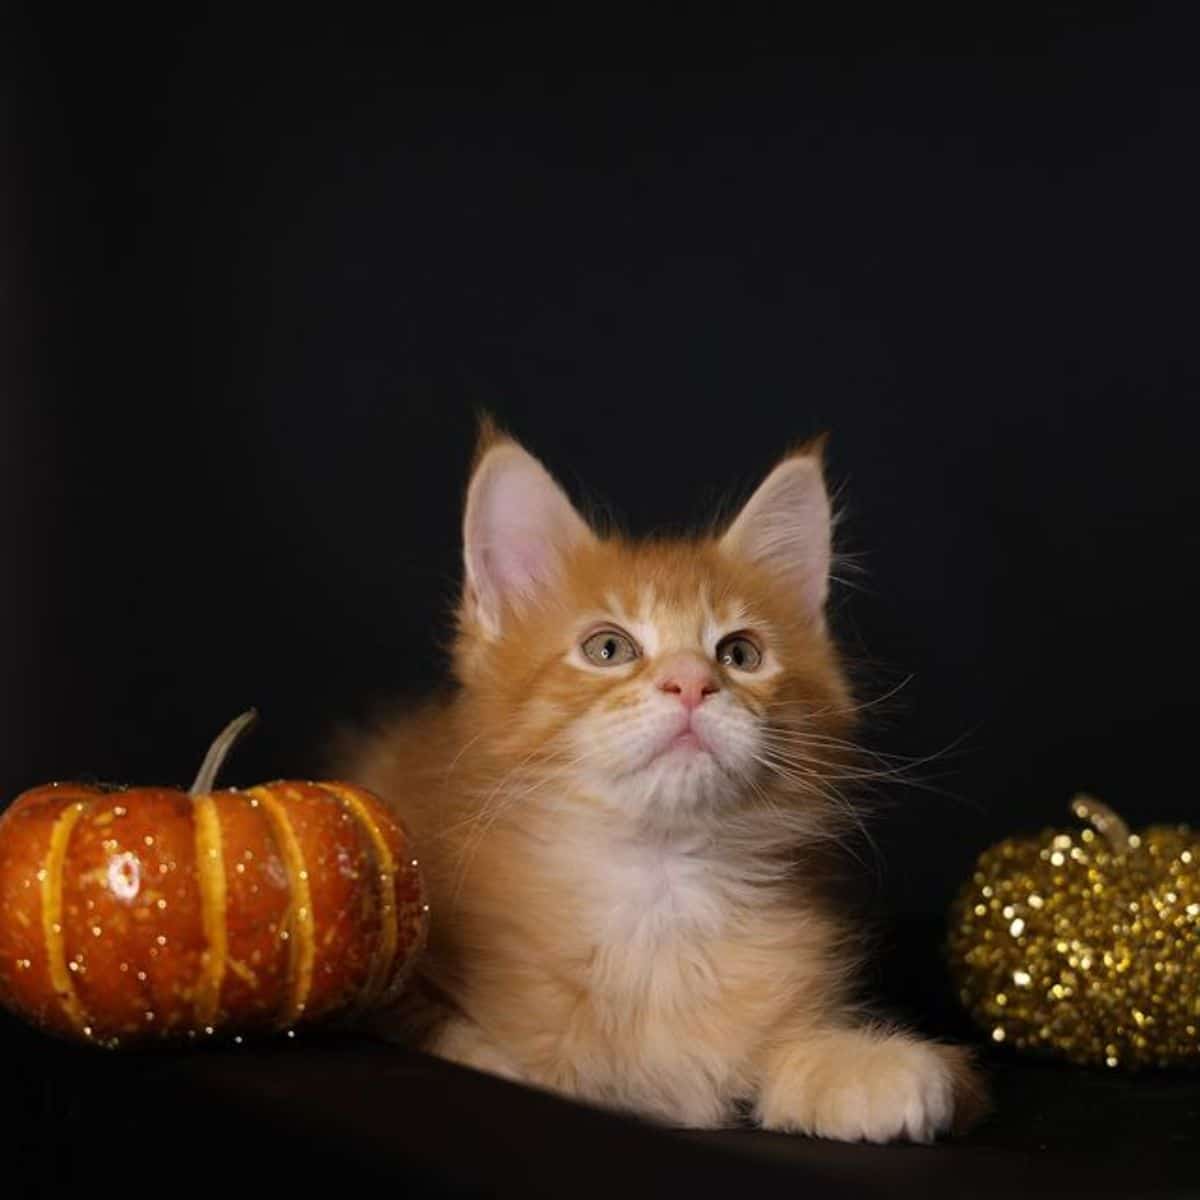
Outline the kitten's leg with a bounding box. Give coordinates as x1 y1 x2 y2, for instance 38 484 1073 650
428 1015 526 1083
360 974 526 1083
754 1023 986 1144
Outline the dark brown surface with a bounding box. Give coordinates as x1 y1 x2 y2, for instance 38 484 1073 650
5 1005 1199 1200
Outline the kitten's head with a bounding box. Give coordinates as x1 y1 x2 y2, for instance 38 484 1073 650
453 422 854 830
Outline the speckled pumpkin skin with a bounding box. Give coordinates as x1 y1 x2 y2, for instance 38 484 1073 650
0 780 428 1048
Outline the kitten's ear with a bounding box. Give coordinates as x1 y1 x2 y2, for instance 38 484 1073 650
719 437 833 624
462 426 595 637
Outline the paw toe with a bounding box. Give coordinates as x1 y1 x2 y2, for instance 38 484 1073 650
757 1030 982 1145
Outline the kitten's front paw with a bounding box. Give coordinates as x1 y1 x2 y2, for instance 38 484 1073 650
755 1028 983 1144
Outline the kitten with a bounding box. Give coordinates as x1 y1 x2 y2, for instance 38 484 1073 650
338 421 986 1141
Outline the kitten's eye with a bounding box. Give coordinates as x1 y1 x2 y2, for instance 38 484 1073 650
581 628 640 667
716 634 763 672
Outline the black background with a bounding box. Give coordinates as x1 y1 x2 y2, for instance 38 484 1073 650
3 7 1198 1023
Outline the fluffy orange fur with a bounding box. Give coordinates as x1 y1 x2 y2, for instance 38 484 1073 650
337 424 986 1141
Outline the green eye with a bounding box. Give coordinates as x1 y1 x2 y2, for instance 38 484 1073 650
581 628 640 667
716 634 763 672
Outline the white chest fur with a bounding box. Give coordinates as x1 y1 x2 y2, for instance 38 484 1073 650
590 836 731 945
560 827 753 1007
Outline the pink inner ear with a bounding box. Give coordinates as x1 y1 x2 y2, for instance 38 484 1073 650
719 456 832 621
481 538 552 598
464 443 593 631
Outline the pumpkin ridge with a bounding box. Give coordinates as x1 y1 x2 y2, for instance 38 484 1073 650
191 791 228 1027
41 798 91 1033
246 786 315 1027
315 782 399 1014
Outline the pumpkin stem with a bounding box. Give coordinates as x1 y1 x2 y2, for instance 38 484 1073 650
1070 793 1132 853
190 709 259 796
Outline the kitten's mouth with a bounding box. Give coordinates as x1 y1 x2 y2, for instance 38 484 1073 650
660 728 711 758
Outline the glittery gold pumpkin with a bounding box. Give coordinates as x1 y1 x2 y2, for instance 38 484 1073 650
948 795 1200 1069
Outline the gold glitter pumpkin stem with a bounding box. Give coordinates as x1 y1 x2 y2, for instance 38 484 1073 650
1070 793 1132 853
190 710 259 797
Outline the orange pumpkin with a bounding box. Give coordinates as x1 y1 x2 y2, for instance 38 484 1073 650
0 713 427 1048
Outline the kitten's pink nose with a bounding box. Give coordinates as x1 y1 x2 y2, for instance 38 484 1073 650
656 655 720 710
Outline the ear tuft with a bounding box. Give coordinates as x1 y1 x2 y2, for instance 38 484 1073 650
462 434 594 637
789 430 830 462
719 445 833 623
471 410 510 467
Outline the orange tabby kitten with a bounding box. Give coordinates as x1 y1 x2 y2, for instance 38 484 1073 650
339 422 984 1141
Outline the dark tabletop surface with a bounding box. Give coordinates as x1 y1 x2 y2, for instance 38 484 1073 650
7 1004 1199 1200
